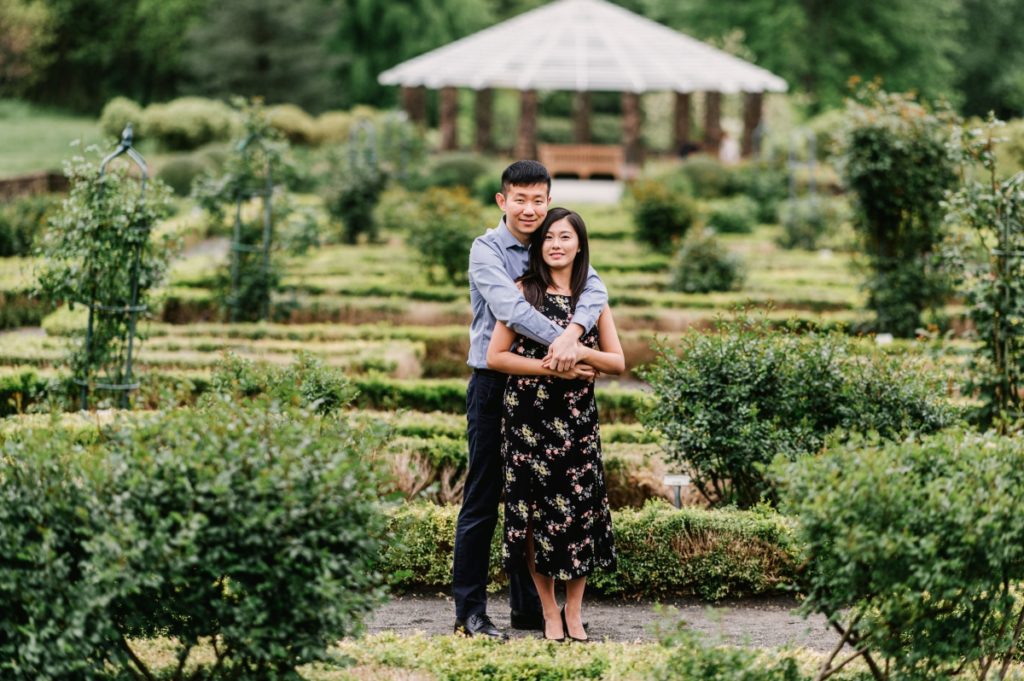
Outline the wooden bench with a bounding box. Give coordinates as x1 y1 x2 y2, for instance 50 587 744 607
538 144 626 180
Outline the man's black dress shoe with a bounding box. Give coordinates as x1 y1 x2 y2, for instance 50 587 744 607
510 609 545 631
454 613 508 640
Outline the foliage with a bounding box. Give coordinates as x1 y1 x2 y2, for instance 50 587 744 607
322 146 388 244
0 0 55 97
650 625 805 681
0 192 61 257
956 0 1024 119
98 96 143 141
34 150 177 397
777 197 849 250
670 228 743 293
640 315 958 508
838 84 959 337
945 116 1024 428
141 95 236 150
677 155 736 198
155 153 210 196
630 178 697 252
266 103 317 145
731 162 788 223
409 152 493 191
774 428 1024 681
705 196 758 234
0 398 389 680
193 99 293 321
383 500 798 599
405 186 481 285
183 0 342 113
202 351 357 416
329 0 493 108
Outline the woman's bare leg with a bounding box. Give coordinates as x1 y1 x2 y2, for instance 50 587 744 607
526 525 563 639
564 577 587 640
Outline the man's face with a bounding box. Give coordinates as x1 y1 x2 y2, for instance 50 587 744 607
495 183 550 243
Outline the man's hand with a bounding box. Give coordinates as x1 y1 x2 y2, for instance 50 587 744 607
544 324 585 372
550 362 597 381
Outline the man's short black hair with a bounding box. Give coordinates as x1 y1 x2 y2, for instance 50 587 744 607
501 160 551 195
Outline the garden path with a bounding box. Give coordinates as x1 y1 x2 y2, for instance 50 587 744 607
368 592 839 651
549 179 624 205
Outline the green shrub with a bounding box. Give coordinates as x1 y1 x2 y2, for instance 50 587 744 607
777 197 849 250
313 110 352 144
630 178 697 252
266 103 317 145
99 96 143 140
322 152 388 244
383 500 798 599
472 172 503 205
731 162 788 223
641 315 958 508
422 152 492 190
405 187 481 285
0 400 389 680
650 625 806 681
670 228 744 293
156 154 210 196
678 155 736 198
141 96 237 150
775 429 1024 680
0 193 61 257
838 85 958 336
705 196 758 233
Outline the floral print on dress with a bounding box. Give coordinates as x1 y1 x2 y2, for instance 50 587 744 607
500 293 617 580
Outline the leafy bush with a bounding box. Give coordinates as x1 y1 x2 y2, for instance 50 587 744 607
838 85 959 336
156 154 210 196
99 96 143 140
0 193 61 257
313 110 353 144
777 197 849 250
678 155 736 198
141 96 237 150
775 429 1024 680
670 228 744 293
0 400 389 680
705 196 759 233
266 103 317 145
630 178 697 252
405 187 481 285
322 152 388 244
383 500 798 599
651 625 806 681
420 152 492 190
641 315 958 508
731 162 788 223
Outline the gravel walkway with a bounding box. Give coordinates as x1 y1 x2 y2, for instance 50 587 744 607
367 590 839 651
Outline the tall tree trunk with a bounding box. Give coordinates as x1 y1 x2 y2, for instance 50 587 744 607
573 91 591 144
516 89 538 159
440 86 458 151
742 91 764 158
622 92 643 165
673 91 692 155
703 91 722 154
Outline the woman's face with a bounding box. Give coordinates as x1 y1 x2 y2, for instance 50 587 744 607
541 217 579 270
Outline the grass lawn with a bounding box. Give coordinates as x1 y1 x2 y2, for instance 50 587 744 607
0 99 105 178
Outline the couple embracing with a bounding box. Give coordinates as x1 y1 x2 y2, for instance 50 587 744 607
453 160 625 642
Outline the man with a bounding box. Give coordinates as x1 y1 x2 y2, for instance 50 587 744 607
453 160 608 638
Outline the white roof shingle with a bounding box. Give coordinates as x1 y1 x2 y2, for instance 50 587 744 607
378 0 787 94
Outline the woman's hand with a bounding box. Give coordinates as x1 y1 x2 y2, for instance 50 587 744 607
551 362 597 381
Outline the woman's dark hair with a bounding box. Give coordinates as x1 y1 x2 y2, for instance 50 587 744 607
517 207 590 311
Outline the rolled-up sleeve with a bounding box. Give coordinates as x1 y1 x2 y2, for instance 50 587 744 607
569 266 609 333
469 241 562 345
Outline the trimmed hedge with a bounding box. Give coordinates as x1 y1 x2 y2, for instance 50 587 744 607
381 501 798 600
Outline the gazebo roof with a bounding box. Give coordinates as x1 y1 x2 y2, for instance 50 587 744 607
378 0 787 94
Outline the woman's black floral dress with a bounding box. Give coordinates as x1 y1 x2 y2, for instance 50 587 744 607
501 293 616 580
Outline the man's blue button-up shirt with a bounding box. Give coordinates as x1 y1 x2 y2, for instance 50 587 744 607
467 218 608 369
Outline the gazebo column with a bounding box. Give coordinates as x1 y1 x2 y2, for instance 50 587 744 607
474 88 493 153
440 86 458 151
573 91 591 143
401 86 427 126
703 91 722 154
673 92 692 154
622 92 643 165
742 91 764 158
515 89 538 159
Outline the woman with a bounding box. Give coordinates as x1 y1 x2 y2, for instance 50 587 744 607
486 207 624 642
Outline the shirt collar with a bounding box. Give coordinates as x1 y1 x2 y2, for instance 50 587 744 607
497 217 529 250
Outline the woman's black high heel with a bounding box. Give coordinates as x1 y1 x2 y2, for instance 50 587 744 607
561 605 589 643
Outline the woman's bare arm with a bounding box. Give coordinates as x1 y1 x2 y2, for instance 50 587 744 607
577 306 625 375
487 320 596 379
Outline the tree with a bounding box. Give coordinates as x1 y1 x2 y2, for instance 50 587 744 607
183 0 342 113
956 0 1024 118
330 0 493 108
0 0 55 97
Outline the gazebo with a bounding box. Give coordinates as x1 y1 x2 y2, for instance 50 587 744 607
378 0 787 165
